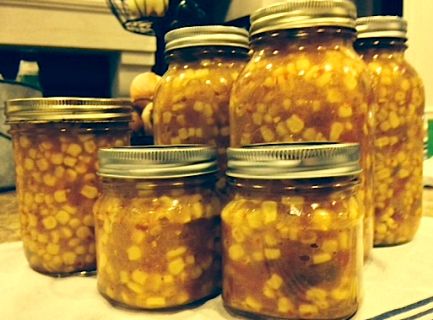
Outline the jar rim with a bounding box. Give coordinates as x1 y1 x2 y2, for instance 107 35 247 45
227 142 361 179
5 97 132 124
356 16 407 39
98 145 219 179
250 0 356 36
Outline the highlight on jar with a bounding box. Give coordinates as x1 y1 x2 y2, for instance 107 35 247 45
355 16 425 246
5 98 132 276
228 0 374 260
222 143 363 320
94 145 222 309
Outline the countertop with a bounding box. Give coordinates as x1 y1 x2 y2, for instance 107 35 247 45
1 188 433 243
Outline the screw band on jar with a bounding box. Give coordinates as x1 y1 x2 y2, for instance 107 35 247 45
356 16 407 39
95 145 221 309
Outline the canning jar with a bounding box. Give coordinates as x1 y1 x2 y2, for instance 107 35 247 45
222 143 363 320
94 145 221 309
229 0 374 258
153 26 249 174
5 98 131 275
355 16 425 245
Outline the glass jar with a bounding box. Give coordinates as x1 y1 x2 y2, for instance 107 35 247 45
222 143 363 320
229 0 374 258
355 16 425 246
5 98 131 275
153 26 249 174
94 146 221 309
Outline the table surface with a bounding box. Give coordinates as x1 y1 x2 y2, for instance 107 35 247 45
1 217 433 320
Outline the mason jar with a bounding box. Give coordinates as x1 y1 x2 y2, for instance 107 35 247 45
94 145 221 309
222 143 363 320
5 98 131 275
355 16 425 246
229 0 374 258
152 26 249 176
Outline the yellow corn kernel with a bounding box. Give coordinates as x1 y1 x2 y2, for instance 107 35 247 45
185 255 195 265
246 212 262 229
127 246 142 261
76 226 92 239
306 288 327 301
244 296 262 311
66 143 82 157
19 136 31 148
162 111 172 124
55 210 71 225
278 297 294 313
166 246 187 259
261 201 278 224
131 231 145 244
168 257 185 275
398 169 410 179
64 156 77 167
311 208 332 231
75 246 86 255
267 273 283 290
331 288 350 301
322 239 338 253
63 252 77 265
54 190 67 203
146 297 166 307
338 105 352 118
36 159 49 171
119 270 128 283
162 274 175 284
43 174 56 187
299 304 319 316
80 185 98 199
131 269 148 285
37 233 49 243
263 286 276 298
389 111 400 128
260 126 276 142
83 214 94 227
192 202 204 218
338 232 349 250
64 169 77 182
126 281 144 294
286 114 305 133
327 89 343 103
265 233 278 246
51 230 60 243
264 248 281 260
228 244 245 261
313 253 332 264
83 140 96 153
42 216 57 230
50 153 63 165
252 251 264 261
330 122 344 140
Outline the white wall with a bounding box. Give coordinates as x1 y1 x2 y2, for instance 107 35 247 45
404 0 433 110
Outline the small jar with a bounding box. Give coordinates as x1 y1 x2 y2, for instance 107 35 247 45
229 0 374 259
355 17 425 246
94 146 221 309
153 26 249 173
5 98 131 275
222 143 363 320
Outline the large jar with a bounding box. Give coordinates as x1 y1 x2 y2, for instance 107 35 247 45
355 17 425 245
229 0 374 258
5 98 131 275
222 143 363 320
94 146 221 309
153 26 249 174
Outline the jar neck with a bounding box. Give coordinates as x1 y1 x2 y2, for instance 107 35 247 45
228 175 359 194
166 46 249 64
355 38 407 57
250 27 356 51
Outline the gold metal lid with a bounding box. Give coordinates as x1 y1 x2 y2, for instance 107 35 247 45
98 145 218 179
5 97 132 124
165 25 249 52
227 142 361 179
356 16 407 39
250 0 356 36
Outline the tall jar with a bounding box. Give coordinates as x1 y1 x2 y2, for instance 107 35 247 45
355 16 425 245
5 98 131 275
229 0 374 258
153 26 249 175
94 146 222 309
222 143 363 320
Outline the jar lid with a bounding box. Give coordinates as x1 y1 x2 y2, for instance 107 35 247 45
98 145 218 179
165 25 249 52
356 16 407 39
227 142 361 179
250 0 356 36
5 97 132 124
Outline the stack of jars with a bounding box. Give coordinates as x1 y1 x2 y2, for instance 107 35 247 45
5 0 424 319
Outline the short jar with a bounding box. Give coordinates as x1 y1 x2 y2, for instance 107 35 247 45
94 145 221 309
5 98 131 275
355 16 425 245
222 143 363 320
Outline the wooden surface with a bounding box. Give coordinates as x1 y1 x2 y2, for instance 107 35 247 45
0 188 432 244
